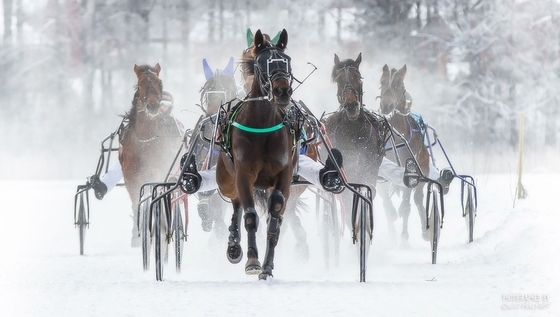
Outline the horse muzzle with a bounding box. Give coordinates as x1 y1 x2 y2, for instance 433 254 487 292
146 103 162 118
344 102 361 121
273 86 292 107
380 101 396 116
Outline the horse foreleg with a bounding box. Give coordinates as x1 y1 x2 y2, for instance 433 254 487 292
244 206 261 275
259 189 284 280
226 201 243 264
399 188 412 246
413 184 429 241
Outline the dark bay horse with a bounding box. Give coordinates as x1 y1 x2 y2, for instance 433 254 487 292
322 53 390 230
216 29 298 280
378 64 431 243
193 57 238 236
241 29 316 262
119 63 183 244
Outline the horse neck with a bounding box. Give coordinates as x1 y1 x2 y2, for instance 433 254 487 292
390 106 421 149
243 85 280 126
131 105 161 139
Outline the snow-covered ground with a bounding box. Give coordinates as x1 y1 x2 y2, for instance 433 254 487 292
0 173 557 316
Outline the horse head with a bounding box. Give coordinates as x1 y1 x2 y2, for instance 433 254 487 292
241 29 282 96
133 63 163 119
246 29 293 107
379 64 408 117
201 57 238 115
332 53 363 121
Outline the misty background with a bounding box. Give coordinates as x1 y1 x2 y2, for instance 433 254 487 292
1 0 559 180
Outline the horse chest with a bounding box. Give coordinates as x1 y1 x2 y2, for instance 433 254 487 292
232 132 291 167
331 117 374 146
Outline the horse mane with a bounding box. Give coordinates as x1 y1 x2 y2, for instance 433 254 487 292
331 58 360 82
122 88 139 125
240 34 279 77
240 48 256 77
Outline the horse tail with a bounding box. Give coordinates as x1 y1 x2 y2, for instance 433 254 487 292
294 198 309 217
254 189 269 217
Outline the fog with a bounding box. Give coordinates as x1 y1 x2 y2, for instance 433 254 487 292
1 0 559 180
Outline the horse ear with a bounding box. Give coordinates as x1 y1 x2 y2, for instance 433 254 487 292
397 64 407 78
270 30 281 45
202 59 214 80
223 57 235 78
246 28 254 47
334 54 340 65
276 29 288 50
382 64 389 73
133 64 140 76
254 29 264 48
154 63 161 75
356 53 362 66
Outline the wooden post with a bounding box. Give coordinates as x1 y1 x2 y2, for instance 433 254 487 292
516 114 526 199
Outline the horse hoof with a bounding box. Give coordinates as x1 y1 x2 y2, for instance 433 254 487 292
226 245 243 264
245 258 262 275
422 229 430 241
258 271 272 280
386 210 398 222
400 240 411 249
131 236 140 248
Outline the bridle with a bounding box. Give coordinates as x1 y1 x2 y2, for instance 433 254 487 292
379 70 407 117
252 47 293 101
136 70 163 114
334 65 363 106
200 72 237 115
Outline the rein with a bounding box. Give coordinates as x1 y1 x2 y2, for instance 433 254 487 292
199 72 238 115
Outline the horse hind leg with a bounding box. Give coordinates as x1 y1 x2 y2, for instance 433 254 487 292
210 194 227 240
226 202 244 264
378 184 397 244
259 189 284 280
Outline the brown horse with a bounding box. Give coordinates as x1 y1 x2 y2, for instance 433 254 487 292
378 64 431 244
323 53 390 230
216 29 297 280
241 28 316 262
118 63 183 245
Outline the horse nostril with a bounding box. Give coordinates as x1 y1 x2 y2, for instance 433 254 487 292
274 87 291 98
147 103 160 112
